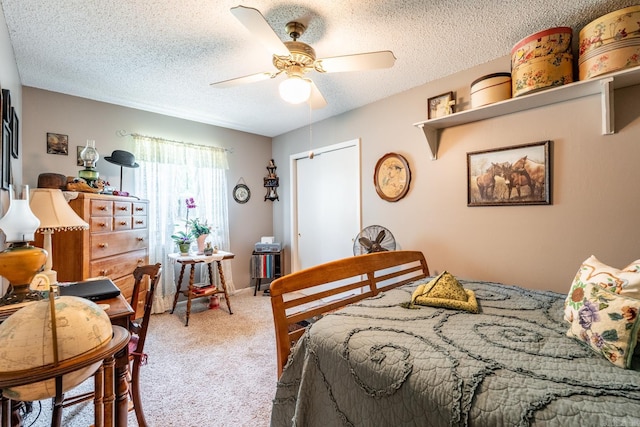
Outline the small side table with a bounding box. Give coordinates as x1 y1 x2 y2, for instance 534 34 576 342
169 251 234 326
0 326 130 427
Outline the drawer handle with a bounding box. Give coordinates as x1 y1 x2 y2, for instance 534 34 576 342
135 220 144 225
137 259 144 265
135 207 144 211
98 222 107 227
99 243 109 248
99 206 107 211
136 237 144 242
119 206 128 211
120 221 127 225
100 269 109 275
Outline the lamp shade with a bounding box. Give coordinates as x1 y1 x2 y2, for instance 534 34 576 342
29 189 89 232
0 185 40 242
279 76 311 104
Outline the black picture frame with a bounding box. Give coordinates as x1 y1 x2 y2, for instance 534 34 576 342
2 121 11 190
2 89 10 124
467 140 551 206
10 108 18 159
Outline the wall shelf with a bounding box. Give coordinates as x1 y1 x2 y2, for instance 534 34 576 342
413 66 640 160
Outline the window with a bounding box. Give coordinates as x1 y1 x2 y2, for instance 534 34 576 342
133 134 234 312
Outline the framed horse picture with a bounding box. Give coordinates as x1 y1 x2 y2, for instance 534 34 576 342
467 140 551 206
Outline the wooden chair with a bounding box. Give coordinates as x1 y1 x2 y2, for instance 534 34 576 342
56 263 162 426
269 251 429 377
127 263 162 427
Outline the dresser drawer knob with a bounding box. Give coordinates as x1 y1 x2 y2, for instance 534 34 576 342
99 243 109 248
98 222 107 227
100 270 109 275
137 259 144 265
135 207 144 211
120 221 127 225
136 237 144 242
135 220 143 225
119 206 128 211
99 206 107 211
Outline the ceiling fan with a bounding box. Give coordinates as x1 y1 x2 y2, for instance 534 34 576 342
210 5 396 108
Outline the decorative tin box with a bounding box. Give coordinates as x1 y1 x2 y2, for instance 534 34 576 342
511 27 573 70
470 73 512 108
512 52 573 97
578 5 640 80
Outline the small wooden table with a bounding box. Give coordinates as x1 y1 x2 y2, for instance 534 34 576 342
169 251 234 326
0 293 134 427
0 326 130 427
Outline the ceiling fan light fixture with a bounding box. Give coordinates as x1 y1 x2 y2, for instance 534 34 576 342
279 75 311 104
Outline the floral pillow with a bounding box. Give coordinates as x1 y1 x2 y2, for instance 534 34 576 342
564 255 640 323
566 281 640 368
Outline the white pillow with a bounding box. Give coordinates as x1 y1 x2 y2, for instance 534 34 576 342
564 255 640 323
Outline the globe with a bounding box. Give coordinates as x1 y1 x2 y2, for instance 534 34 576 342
0 296 113 401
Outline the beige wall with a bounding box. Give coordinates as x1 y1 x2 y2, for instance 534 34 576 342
273 56 640 293
22 87 274 290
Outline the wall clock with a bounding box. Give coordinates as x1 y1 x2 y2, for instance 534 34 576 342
373 153 411 202
233 183 251 204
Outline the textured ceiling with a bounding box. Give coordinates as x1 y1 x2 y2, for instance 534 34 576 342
0 0 635 137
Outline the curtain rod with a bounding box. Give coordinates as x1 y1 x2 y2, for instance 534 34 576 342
116 130 233 153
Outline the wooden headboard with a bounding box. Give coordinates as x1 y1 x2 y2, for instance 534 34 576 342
269 250 429 377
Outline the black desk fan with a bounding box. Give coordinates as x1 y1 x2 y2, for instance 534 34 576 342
104 150 139 193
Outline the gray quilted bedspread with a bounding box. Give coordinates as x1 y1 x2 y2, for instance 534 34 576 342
270 279 640 426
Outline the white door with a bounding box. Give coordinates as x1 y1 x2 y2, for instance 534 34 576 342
291 140 361 272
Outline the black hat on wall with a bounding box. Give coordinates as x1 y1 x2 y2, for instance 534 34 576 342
104 150 139 168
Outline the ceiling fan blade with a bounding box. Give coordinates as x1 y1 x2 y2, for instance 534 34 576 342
210 71 275 88
316 51 396 73
308 80 327 109
230 5 290 57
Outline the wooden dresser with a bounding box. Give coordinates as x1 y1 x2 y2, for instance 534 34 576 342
41 193 149 317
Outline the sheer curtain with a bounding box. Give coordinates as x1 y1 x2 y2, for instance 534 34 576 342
132 134 234 313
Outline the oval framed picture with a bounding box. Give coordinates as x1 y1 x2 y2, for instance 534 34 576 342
373 153 411 202
233 183 251 204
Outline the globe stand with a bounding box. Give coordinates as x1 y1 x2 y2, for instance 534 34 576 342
0 242 47 306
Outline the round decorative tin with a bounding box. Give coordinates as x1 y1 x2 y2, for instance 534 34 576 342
470 73 512 108
511 27 573 69
512 52 574 97
578 5 640 80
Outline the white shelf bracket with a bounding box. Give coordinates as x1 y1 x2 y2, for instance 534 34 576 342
600 78 614 135
418 124 439 160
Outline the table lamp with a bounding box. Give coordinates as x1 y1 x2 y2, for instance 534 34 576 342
29 189 89 286
78 139 100 186
0 185 47 305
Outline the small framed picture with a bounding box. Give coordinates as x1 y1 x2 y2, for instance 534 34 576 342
427 91 455 119
10 108 18 159
47 132 69 155
77 145 85 166
374 152 411 202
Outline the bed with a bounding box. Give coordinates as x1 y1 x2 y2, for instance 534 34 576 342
269 251 640 426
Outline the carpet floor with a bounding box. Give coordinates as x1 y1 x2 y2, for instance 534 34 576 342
21 288 277 427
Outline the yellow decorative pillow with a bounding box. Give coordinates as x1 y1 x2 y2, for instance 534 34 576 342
409 271 479 313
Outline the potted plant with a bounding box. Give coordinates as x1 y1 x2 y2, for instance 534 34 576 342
171 231 194 255
189 218 211 254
